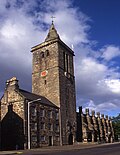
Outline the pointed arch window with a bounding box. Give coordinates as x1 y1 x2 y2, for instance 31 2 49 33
66 54 69 73
41 52 44 58
63 51 65 71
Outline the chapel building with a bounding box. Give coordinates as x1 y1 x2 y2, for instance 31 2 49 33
0 22 114 151
0 22 76 150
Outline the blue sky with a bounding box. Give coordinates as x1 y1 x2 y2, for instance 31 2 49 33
74 0 120 47
0 0 120 117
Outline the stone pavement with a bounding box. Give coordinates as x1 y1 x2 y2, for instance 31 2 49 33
0 142 120 155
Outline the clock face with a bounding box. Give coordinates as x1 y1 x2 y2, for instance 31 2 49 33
41 70 48 77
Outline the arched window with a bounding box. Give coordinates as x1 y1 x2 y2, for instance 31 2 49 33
41 52 44 58
46 50 49 57
63 51 65 71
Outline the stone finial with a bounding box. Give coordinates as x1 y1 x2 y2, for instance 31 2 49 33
97 112 100 117
91 110 95 116
79 106 82 113
85 108 89 115
106 115 108 119
101 114 104 118
6 77 19 89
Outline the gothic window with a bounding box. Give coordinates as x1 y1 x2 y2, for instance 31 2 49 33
63 51 65 71
41 52 44 58
48 110 52 118
69 55 72 74
55 111 59 120
35 123 37 130
40 109 45 117
31 107 37 116
63 52 70 73
45 50 49 57
48 123 53 131
55 124 59 132
41 136 45 142
31 135 37 142
66 54 69 73
41 122 45 130
31 123 37 130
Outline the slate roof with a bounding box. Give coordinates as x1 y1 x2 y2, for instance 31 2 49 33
45 22 60 42
19 89 58 108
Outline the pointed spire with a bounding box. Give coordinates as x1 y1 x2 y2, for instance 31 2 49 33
45 22 60 42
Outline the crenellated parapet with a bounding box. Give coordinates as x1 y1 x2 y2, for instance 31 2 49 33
76 107 114 143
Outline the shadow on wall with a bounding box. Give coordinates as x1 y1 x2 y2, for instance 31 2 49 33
1 104 24 150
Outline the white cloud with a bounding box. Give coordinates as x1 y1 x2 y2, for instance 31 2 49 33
75 45 120 116
0 0 90 61
105 79 120 94
38 0 91 46
82 99 119 116
0 0 120 116
76 56 108 95
0 0 90 94
101 45 120 61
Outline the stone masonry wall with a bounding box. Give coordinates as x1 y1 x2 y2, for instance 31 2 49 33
32 41 60 107
0 78 25 120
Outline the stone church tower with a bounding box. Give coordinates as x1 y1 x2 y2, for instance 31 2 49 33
31 22 76 145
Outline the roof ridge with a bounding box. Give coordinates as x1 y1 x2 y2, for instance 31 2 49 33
19 89 58 108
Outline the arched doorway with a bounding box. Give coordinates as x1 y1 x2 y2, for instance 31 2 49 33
68 133 73 145
49 136 53 146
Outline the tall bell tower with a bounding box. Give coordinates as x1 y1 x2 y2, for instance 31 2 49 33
31 22 76 145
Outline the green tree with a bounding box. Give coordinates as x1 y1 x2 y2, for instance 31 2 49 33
112 114 120 141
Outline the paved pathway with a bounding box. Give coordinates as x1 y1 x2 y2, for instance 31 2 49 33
0 142 120 155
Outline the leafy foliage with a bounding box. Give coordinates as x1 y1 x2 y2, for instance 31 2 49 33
112 114 120 140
